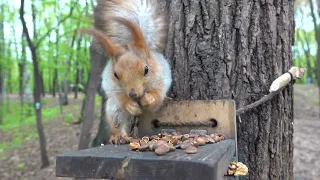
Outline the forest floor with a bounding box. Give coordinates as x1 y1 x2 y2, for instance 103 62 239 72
0 84 319 180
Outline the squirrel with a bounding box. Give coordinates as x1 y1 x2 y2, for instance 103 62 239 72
79 0 172 144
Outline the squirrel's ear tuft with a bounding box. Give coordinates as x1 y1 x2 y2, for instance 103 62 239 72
111 17 151 58
77 28 125 58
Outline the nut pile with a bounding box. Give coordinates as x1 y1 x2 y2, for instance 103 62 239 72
127 132 227 156
226 161 249 176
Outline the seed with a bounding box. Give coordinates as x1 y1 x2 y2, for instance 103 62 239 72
206 137 215 143
161 136 170 142
217 133 227 140
191 141 199 148
185 146 198 154
213 135 220 142
148 141 156 151
155 144 170 156
142 136 149 143
169 138 178 145
196 137 206 146
129 142 140 150
168 143 176 152
153 140 167 150
180 142 191 150
139 143 149 151
189 133 198 138
181 134 190 141
210 133 216 138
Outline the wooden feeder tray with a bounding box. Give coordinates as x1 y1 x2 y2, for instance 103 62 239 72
56 99 238 180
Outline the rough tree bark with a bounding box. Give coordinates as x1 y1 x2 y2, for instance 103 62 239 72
20 0 50 168
159 1 294 179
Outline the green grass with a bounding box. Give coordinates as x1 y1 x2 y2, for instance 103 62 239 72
0 101 61 154
0 102 60 130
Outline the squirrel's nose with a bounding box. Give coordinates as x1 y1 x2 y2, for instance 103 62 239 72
129 88 137 99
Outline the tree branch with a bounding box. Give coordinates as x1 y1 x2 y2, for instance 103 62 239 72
236 86 287 115
237 67 306 115
35 0 79 48
20 0 35 50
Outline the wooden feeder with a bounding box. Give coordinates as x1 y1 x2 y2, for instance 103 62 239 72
56 99 238 180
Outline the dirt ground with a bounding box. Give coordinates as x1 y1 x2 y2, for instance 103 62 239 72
0 84 319 180
293 84 320 180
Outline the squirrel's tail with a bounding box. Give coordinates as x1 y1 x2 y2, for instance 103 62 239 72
94 0 168 52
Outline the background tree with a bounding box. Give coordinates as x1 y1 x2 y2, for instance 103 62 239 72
309 0 320 87
0 1 5 124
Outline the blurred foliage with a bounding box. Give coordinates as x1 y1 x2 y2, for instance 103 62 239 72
293 0 319 84
0 0 94 94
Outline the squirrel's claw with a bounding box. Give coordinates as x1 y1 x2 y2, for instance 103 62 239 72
109 134 129 145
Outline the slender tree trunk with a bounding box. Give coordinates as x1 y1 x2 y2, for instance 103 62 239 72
296 27 313 82
0 3 5 124
158 1 295 179
48 69 51 96
75 66 80 99
40 73 45 97
0 71 5 124
25 64 32 117
55 25 64 112
52 69 57 97
74 38 82 99
92 94 108 147
7 68 12 94
78 44 104 150
20 0 49 168
309 0 320 87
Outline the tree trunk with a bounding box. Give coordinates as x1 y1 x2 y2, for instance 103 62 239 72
158 1 295 179
55 24 64 113
74 37 82 99
0 3 5 124
52 69 57 97
309 0 320 87
0 70 5 124
92 94 109 147
20 0 50 168
78 44 104 150
62 35 78 106
24 64 32 117
40 73 45 97
48 69 51 96
75 66 80 99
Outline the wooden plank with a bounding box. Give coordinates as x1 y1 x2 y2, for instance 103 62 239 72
56 139 236 180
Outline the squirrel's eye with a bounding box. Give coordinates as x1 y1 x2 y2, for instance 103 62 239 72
114 72 119 79
144 66 149 76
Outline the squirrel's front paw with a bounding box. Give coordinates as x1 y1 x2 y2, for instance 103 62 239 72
125 100 142 115
109 133 130 145
140 93 156 106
